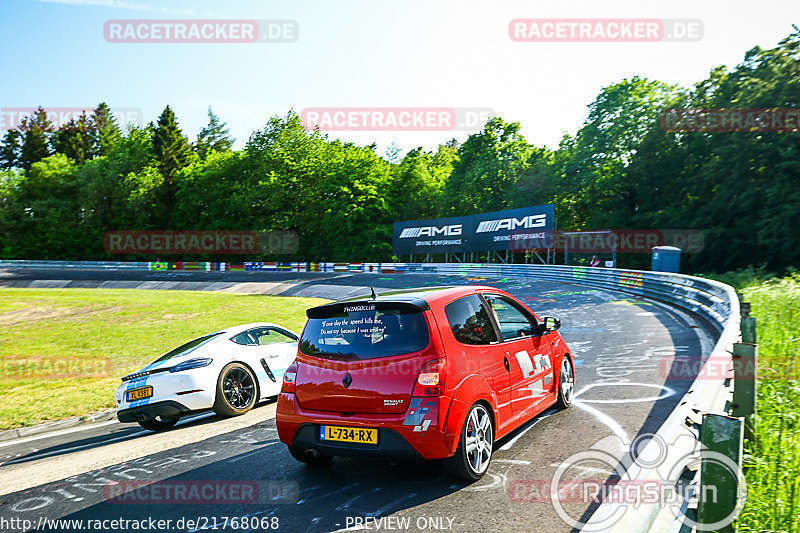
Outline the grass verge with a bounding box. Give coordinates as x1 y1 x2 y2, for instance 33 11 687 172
0 288 325 430
725 274 800 532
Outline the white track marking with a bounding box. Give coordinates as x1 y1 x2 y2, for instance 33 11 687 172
296 483 355 505
498 409 558 451
550 462 613 476
2 413 217 464
0 404 277 496
0 420 119 449
465 471 507 492
228 441 279 462
366 492 418 517
0 411 214 451
573 401 630 445
573 382 675 404
335 487 382 511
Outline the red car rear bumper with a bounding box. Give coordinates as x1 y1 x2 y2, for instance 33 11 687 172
277 393 453 460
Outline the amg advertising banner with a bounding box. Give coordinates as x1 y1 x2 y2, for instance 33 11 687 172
392 204 555 254
392 215 468 254
470 205 554 252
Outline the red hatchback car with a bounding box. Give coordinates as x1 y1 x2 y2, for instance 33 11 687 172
276 285 574 480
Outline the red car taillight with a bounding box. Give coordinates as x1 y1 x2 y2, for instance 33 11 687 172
281 362 298 393
413 358 444 397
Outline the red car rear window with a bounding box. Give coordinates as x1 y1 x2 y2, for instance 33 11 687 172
299 307 430 361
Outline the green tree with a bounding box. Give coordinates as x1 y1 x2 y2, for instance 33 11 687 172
312 140 393 259
175 150 247 231
18 107 53 170
6 155 83 258
0 130 22 170
241 111 328 257
441 117 531 216
681 29 800 271
558 77 679 230
151 106 193 224
51 113 94 165
0 169 22 255
388 144 456 222
196 107 233 159
76 125 155 239
90 102 121 157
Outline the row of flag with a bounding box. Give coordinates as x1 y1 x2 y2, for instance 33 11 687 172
148 261 409 273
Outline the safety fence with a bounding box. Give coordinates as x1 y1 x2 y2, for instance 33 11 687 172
0 259 749 531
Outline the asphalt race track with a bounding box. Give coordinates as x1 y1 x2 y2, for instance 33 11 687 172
0 269 716 533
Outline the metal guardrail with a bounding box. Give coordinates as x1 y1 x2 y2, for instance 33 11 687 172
0 260 150 270
0 259 743 530
410 264 742 531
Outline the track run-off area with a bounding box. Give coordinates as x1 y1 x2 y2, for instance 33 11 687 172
0 269 716 533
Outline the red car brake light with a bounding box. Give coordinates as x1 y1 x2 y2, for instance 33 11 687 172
281 362 298 393
413 358 444 397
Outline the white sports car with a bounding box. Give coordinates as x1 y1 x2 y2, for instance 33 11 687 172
115 323 298 430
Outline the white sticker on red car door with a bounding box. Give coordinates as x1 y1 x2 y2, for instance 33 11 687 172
514 350 535 377
529 379 544 395
534 353 551 372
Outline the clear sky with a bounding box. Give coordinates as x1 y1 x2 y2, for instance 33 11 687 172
1 0 797 155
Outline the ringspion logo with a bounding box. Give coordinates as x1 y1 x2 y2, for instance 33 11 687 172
521 434 746 531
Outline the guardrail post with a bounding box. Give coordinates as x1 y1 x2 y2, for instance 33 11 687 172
697 414 744 532
735 300 757 441
731 343 757 438
740 301 757 344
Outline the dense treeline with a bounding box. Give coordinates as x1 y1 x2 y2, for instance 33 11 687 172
1 30 798 272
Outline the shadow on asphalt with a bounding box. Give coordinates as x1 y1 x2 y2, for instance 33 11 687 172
1 402 278 467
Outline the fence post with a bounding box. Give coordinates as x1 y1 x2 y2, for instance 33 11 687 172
697 413 745 532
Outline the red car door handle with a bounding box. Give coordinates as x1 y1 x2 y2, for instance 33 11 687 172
503 356 510 372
